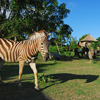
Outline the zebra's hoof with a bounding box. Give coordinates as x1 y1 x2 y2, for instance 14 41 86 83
34 86 40 91
19 85 23 88
1 82 5 85
18 83 23 88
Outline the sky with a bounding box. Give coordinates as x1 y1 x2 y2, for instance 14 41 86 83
58 0 100 41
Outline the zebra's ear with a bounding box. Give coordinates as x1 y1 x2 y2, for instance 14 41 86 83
47 33 51 38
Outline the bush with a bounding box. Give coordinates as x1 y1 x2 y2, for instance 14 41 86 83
49 45 58 53
38 74 53 83
59 46 66 54
65 51 74 57
49 45 67 54
92 59 97 64
49 45 74 57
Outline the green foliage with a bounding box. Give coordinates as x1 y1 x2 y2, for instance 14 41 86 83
89 39 100 50
1 0 70 41
91 37 100 50
92 59 97 64
38 74 53 83
59 46 66 54
54 24 73 45
92 42 98 50
69 37 78 50
49 45 74 57
67 51 74 57
49 45 58 53
1 18 26 41
79 34 89 42
49 45 66 54
97 37 100 41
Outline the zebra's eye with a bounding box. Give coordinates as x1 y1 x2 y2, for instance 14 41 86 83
41 43 43 45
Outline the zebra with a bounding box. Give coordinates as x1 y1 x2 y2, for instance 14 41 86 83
0 30 50 90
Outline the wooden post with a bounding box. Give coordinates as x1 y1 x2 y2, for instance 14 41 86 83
56 43 60 54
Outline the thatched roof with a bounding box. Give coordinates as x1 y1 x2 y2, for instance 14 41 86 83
81 34 98 42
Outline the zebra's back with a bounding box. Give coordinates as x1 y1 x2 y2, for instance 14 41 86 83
0 38 39 63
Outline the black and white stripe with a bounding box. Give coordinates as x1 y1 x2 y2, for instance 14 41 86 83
0 38 40 62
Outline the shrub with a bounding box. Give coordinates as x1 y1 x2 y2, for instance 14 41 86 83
49 45 74 57
59 46 66 54
49 45 58 53
38 74 53 83
92 59 97 64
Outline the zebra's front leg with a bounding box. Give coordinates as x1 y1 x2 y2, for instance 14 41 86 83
29 62 39 91
18 61 24 87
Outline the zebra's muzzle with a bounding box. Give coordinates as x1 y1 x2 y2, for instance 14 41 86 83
43 53 49 62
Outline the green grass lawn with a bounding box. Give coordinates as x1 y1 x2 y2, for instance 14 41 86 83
0 56 100 100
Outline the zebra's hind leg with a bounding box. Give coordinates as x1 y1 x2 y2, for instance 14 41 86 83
0 58 5 85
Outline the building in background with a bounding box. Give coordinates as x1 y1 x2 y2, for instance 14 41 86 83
79 34 98 47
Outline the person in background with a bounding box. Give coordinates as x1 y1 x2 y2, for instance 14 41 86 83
78 42 80 47
85 42 87 49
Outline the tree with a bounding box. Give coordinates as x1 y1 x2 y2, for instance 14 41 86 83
0 0 9 37
97 37 100 42
23 0 70 33
79 34 88 42
54 24 73 45
0 0 26 40
69 37 78 50
0 0 71 41
92 37 100 50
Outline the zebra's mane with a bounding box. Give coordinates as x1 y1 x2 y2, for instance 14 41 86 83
28 30 47 40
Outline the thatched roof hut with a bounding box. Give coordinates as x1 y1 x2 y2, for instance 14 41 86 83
80 34 98 47
81 34 98 42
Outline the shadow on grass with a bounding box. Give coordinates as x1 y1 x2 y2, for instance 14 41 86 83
60 55 89 62
0 63 99 99
0 82 50 100
41 73 99 90
0 63 57 100
48 73 99 83
1 62 56 80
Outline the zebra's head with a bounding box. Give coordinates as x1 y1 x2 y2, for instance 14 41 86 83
28 30 50 61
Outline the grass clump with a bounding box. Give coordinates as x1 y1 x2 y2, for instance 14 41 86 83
92 59 97 64
38 74 53 83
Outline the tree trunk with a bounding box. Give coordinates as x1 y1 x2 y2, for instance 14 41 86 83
56 43 60 54
14 36 17 41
